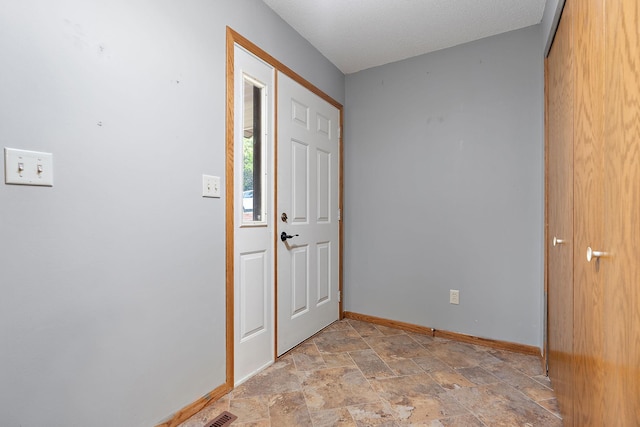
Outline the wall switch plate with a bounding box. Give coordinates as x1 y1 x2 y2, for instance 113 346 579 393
450 289 460 305
4 148 53 186
202 175 221 198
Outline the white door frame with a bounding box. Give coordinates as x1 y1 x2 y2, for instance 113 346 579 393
225 27 344 389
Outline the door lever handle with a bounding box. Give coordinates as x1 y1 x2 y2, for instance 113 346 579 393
280 231 299 242
553 236 565 246
586 246 608 262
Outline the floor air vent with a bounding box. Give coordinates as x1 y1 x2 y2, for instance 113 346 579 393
203 411 237 427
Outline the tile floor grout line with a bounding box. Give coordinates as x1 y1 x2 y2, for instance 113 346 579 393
507 375 556 405
532 398 563 420
298 384 317 427
444 382 492 427
265 392 273 427
348 338 400 423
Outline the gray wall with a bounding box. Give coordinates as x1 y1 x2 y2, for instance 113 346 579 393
542 0 566 56
343 25 544 348
0 1 343 426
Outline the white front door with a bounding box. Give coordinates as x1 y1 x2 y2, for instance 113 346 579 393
277 72 340 355
233 46 274 385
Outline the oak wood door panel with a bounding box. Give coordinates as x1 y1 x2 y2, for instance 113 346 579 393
603 0 640 424
546 2 575 424
572 0 606 425
547 1 640 424
547 6 575 424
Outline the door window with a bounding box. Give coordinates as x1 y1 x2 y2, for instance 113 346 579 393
242 76 266 224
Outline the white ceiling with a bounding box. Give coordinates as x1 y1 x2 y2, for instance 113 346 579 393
262 0 547 74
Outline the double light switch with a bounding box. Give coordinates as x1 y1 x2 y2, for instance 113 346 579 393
4 148 53 186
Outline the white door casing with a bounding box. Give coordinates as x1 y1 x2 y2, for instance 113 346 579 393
233 46 274 385
277 72 340 356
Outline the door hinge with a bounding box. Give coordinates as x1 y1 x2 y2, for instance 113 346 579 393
338 209 341 221
338 291 341 303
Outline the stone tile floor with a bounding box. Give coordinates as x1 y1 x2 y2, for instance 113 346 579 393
179 319 562 426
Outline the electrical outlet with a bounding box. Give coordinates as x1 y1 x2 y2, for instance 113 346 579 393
450 289 460 305
202 175 221 198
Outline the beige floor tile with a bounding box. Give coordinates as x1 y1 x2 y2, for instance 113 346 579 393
309 407 357 427
427 341 491 369
322 320 355 332
349 349 395 379
482 364 556 401
374 324 407 336
229 396 269 423
232 420 271 427
370 374 470 422
347 319 385 337
537 397 562 418
485 349 545 376
347 401 399 426
365 334 432 360
449 383 563 426
302 366 380 410
314 329 371 353
386 358 425 376
436 414 486 426
292 343 327 372
179 319 559 427
268 391 313 426
531 374 553 389
455 366 501 386
412 355 450 373
233 356 302 398
429 368 476 390
408 332 450 347
321 352 356 368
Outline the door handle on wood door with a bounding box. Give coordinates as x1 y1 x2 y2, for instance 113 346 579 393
280 231 299 242
553 236 565 246
586 247 608 262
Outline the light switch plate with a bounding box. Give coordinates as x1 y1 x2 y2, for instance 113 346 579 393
4 148 53 186
202 175 221 198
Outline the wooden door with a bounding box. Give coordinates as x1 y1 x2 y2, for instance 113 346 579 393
603 0 640 424
276 72 340 356
572 0 606 425
546 1 575 424
546 1 640 424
